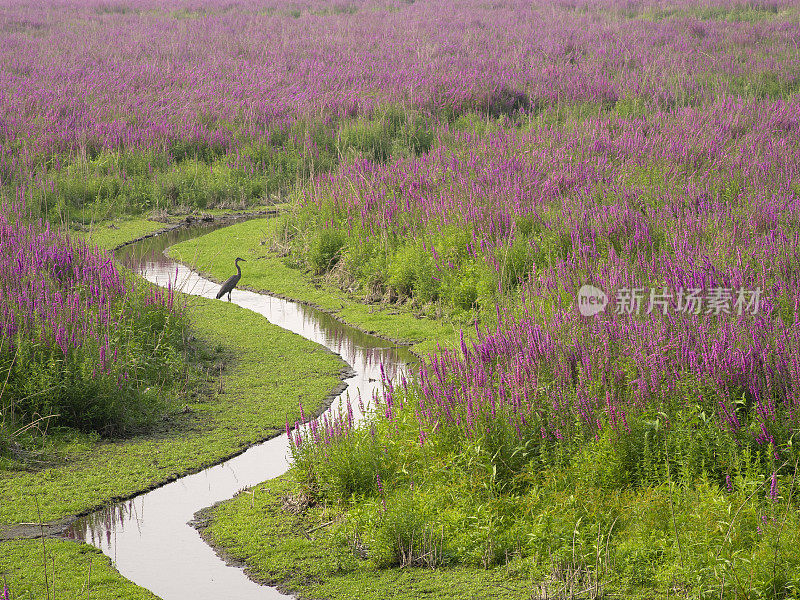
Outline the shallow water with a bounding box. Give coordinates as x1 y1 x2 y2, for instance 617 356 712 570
64 221 415 600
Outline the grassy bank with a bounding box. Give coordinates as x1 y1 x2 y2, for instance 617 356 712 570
0 295 344 525
68 206 276 251
1 540 158 600
198 475 533 600
0 205 187 452
70 217 169 251
204 464 799 599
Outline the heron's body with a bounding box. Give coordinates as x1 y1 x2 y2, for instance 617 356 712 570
216 257 246 301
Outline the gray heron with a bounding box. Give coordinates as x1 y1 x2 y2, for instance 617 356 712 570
216 257 246 301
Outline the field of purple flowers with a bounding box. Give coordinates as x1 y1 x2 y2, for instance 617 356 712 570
291 95 800 449
1 0 798 154
0 197 184 450
1 0 799 213
2 0 800 595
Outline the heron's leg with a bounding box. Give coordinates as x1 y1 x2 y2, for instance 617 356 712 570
228 291 232 302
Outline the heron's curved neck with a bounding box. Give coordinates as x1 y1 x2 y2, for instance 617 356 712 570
235 260 242 276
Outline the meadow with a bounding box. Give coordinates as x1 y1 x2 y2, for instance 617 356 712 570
2 0 799 219
2 0 800 597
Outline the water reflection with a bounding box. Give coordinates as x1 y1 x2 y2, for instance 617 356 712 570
64 220 414 600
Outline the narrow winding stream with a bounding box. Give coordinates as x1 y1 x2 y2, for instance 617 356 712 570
63 222 415 599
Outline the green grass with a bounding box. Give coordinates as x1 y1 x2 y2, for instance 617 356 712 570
1 539 158 600
69 217 169 250
167 217 461 355
68 205 279 251
203 463 800 600
200 475 534 600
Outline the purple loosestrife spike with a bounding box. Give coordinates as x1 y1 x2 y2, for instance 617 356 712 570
769 472 779 502
294 429 303 450
376 473 386 512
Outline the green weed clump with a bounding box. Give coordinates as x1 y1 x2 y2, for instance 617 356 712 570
337 105 434 163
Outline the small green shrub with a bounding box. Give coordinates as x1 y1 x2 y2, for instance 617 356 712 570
168 138 226 163
351 487 450 568
388 244 418 297
339 118 393 163
498 235 535 288
308 229 346 275
443 263 479 310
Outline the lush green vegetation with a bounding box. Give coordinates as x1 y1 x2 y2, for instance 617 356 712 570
200 475 533 600
0 293 344 525
15 107 436 227
206 464 800 599
282 387 800 597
